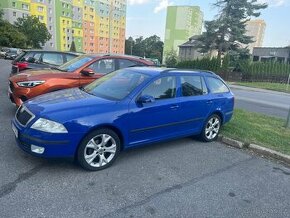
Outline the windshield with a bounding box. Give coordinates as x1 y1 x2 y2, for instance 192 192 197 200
58 55 94 72
83 69 150 100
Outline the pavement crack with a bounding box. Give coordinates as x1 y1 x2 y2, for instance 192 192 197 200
101 157 255 217
0 164 44 199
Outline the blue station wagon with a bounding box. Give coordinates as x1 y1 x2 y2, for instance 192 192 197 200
12 67 234 171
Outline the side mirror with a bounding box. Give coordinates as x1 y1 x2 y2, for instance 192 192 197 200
81 68 94 76
137 95 155 104
27 57 36 63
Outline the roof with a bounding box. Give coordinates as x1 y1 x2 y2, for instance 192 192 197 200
127 67 216 76
179 35 201 48
23 50 82 55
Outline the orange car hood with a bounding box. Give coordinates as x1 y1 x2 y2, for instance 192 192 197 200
10 68 63 82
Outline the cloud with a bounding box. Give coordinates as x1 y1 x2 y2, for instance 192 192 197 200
257 0 289 7
154 0 174 13
128 0 150 5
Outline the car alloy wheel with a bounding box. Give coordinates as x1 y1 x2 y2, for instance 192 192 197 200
201 114 221 142
77 129 120 171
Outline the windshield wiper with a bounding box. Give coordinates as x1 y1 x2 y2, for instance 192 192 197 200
50 66 67 72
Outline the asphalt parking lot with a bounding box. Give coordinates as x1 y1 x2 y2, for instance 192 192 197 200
1 59 290 217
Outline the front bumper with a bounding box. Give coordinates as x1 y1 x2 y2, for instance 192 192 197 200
12 119 83 158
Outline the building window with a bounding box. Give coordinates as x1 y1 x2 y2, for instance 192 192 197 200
49 8 52 14
38 15 44 21
48 0 52 4
49 26 52 30
12 2 16 7
22 4 29 10
37 6 44 12
50 43 54 47
49 17 52 22
22 13 28 18
13 11 16 17
37 0 44 3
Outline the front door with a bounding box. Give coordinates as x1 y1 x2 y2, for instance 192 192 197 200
127 76 181 147
79 58 117 86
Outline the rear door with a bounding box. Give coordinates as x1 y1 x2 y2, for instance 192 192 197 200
177 74 212 133
116 58 145 69
79 58 117 86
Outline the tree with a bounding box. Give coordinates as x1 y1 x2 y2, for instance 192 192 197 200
165 49 178 67
14 16 51 49
125 35 164 62
70 41 76 52
0 9 27 48
196 0 267 58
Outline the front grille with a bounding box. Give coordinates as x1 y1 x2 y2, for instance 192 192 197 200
9 81 14 92
16 106 34 126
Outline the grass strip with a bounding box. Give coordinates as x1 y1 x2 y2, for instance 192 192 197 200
234 82 290 94
221 109 290 155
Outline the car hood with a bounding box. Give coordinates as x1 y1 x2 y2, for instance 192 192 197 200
9 68 62 82
24 88 120 124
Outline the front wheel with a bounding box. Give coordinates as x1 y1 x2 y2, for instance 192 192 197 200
77 128 121 171
200 114 221 142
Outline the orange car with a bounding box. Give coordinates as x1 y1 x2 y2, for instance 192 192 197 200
8 54 154 106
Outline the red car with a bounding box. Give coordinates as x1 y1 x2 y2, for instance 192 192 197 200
8 54 155 106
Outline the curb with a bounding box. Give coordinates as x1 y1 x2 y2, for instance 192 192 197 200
218 135 290 165
220 136 244 149
249 144 290 165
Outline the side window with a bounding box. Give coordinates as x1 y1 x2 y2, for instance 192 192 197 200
33 52 42 61
88 59 115 74
142 76 176 100
181 75 207 96
206 77 229 94
118 59 142 69
66 54 77 62
42 53 64 65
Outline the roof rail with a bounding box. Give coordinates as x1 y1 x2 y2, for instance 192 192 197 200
161 68 215 74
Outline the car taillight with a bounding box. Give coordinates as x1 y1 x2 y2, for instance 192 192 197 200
16 62 28 71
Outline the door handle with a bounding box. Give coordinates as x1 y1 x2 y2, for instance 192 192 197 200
170 105 179 109
206 100 213 104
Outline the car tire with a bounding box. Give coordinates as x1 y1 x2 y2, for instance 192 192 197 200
77 128 121 171
200 114 221 142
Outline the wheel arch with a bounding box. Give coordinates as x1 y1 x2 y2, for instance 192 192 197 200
75 124 125 157
210 110 224 125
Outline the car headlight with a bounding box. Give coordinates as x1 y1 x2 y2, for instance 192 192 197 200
31 118 68 133
17 81 45 87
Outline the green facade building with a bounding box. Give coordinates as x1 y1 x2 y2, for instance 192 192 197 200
163 6 203 63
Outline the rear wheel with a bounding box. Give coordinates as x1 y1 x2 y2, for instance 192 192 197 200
77 128 121 171
200 114 221 142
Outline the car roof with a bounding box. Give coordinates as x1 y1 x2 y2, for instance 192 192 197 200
23 50 82 55
127 67 216 76
86 53 150 61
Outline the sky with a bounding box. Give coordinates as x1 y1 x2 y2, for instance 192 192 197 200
126 0 290 47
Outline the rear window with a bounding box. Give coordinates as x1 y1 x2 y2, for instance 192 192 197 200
206 77 229 93
181 75 207 96
41 53 64 65
66 54 78 62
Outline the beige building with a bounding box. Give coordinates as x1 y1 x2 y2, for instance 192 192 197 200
245 19 266 53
